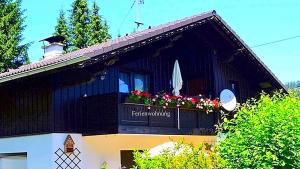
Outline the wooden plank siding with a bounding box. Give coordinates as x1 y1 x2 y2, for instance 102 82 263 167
0 66 119 137
52 67 118 133
0 84 53 137
212 54 257 102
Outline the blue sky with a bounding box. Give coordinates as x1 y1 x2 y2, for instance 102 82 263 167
22 0 300 83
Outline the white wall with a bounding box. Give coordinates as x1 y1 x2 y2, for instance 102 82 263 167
0 133 83 169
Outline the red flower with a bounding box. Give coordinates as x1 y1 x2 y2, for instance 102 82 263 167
132 90 142 96
212 99 219 108
190 97 197 104
141 91 151 98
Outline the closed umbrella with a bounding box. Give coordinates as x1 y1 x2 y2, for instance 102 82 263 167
172 60 183 96
172 60 183 130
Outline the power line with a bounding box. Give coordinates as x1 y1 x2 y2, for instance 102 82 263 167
250 35 300 48
117 0 136 36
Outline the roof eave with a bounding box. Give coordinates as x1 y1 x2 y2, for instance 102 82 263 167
0 56 87 84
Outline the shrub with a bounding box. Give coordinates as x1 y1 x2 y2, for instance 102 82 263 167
100 162 108 169
132 142 227 169
218 92 300 168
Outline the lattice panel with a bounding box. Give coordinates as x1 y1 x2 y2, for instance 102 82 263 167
55 148 81 169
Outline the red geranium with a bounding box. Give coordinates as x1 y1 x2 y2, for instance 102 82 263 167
141 91 151 98
190 97 197 104
212 99 220 109
132 90 141 96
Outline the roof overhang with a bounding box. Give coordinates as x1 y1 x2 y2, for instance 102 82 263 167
0 56 87 83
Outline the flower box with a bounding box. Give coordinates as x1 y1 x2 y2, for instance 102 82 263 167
126 90 220 114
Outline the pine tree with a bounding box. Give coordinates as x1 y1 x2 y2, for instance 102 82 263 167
87 1 111 46
0 0 29 72
69 0 90 50
53 9 70 52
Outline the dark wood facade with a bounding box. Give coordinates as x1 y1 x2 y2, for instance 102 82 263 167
0 20 281 138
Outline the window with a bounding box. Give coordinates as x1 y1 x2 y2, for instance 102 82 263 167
120 150 143 169
119 72 130 93
120 150 135 169
133 73 149 91
119 72 150 93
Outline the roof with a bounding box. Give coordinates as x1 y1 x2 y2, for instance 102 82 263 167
0 10 287 91
40 35 65 43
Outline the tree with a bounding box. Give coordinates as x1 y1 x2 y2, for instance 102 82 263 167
286 80 300 89
53 9 70 52
53 0 111 52
87 1 111 46
69 0 90 50
218 92 300 168
0 0 29 72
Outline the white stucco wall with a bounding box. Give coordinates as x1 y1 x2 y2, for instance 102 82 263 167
0 133 83 169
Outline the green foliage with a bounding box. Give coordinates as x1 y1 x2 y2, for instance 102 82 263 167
53 9 70 52
53 0 111 52
0 0 30 72
100 162 108 169
132 142 227 169
87 1 111 46
69 0 90 50
290 88 300 98
218 92 300 169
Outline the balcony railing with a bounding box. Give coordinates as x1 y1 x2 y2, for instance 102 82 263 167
118 103 217 135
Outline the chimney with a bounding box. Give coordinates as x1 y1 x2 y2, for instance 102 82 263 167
40 35 65 60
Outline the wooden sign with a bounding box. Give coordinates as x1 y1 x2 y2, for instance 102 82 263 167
64 135 75 153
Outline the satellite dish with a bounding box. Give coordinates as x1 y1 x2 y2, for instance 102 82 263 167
220 89 237 111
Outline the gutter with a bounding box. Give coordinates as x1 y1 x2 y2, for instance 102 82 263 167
0 56 88 84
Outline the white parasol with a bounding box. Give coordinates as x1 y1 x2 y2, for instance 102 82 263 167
172 60 183 96
172 60 183 130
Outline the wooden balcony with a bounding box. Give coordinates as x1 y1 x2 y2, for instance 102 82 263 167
118 103 217 135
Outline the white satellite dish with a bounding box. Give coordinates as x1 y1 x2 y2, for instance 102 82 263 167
220 89 237 111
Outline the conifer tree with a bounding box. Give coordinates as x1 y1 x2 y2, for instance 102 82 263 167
69 0 90 50
0 0 29 72
53 9 70 52
87 1 111 46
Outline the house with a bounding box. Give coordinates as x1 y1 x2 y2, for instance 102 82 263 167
0 10 286 169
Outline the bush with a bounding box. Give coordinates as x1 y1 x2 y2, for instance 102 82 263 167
132 142 227 169
290 88 300 98
218 92 300 168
